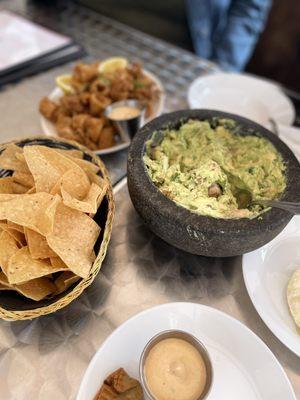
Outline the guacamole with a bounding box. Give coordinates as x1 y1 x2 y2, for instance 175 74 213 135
143 119 286 219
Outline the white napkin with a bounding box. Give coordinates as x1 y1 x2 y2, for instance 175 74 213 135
278 124 300 162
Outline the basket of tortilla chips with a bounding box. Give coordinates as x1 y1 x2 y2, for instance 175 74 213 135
0 136 114 321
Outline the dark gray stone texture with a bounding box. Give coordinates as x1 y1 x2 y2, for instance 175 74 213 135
128 110 300 257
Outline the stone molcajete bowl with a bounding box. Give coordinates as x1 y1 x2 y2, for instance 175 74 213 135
127 109 300 257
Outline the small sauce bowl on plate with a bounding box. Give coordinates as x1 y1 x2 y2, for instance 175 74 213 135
105 99 146 141
139 330 213 400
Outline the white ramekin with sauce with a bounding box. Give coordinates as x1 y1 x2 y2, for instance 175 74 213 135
105 99 146 140
139 330 213 400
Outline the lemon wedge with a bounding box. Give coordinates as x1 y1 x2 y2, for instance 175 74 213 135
98 57 128 74
55 74 74 94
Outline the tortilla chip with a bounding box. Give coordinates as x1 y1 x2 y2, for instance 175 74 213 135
0 144 103 300
67 157 100 176
0 272 10 285
0 177 14 193
37 194 61 235
88 176 108 216
15 152 25 162
46 203 100 278
25 228 57 259
0 222 25 246
12 182 29 194
287 268 300 329
0 193 60 235
7 221 24 233
0 194 21 201
18 148 83 162
0 271 9 286
54 271 80 294
26 186 36 194
0 283 11 290
0 271 55 300
50 257 68 269
14 277 56 300
52 167 90 200
90 250 96 262
89 174 106 187
0 231 19 275
23 145 87 193
0 144 28 172
7 246 68 284
55 149 83 159
93 181 107 208
62 182 107 213
12 170 34 188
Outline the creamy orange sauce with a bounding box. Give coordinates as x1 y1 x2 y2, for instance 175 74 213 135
144 338 207 400
108 106 141 120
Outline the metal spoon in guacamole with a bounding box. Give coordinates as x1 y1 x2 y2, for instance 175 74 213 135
235 188 300 215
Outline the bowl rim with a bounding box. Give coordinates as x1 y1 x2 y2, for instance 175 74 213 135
128 109 300 234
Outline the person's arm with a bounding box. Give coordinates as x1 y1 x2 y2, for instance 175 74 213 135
212 0 272 71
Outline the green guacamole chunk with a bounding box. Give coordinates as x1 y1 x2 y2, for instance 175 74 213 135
143 119 286 219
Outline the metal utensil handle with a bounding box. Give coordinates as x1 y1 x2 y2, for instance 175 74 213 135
260 200 300 215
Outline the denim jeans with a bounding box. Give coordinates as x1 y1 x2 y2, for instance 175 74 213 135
186 0 272 71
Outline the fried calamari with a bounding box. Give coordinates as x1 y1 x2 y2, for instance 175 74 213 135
40 61 160 151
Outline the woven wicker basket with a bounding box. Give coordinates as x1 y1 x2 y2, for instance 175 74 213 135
0 136 114 321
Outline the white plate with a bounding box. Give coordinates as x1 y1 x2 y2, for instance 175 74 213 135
278 124 300 162
243 216 300 357
40 69 165 156
77 302 295 400
188 72 295 128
